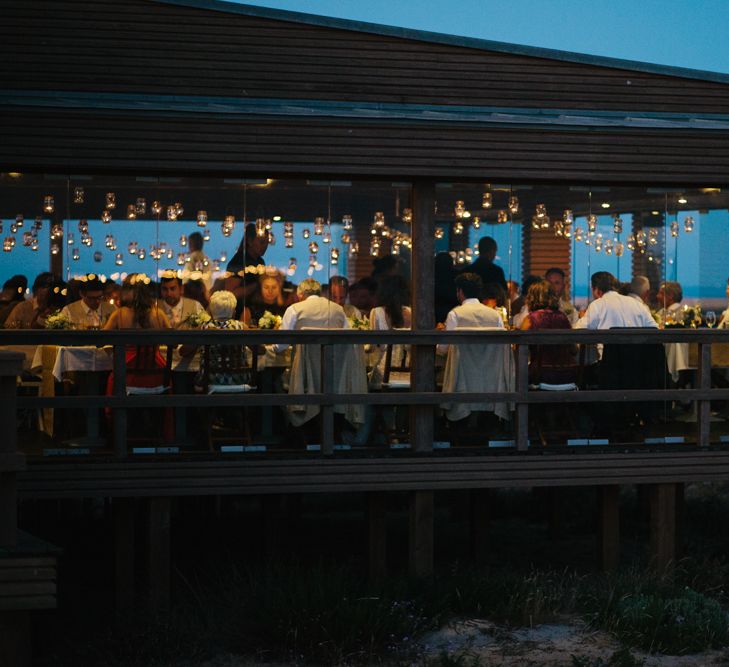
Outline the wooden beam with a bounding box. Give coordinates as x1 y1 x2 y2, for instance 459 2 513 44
0 352 23 549
114 497 135 624
147 497 171 615
649 483 676 573
515 344 529 451
367 492 387 581
409 490 434 577
597 485 620 571
411 180 436 453
697 343 712 447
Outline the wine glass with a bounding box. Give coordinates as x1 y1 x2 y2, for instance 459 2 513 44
706 311 717 328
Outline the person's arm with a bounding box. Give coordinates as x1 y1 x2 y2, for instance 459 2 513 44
103 309 120 330
437 309 458 355
519 315 532 330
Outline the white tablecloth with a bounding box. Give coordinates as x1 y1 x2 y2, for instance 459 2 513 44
665 342 690 382
31 345 113 381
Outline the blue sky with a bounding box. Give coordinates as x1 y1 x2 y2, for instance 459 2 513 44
235 0 729 74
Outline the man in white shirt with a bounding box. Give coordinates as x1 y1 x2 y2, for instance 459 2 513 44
60 275 115 328
439 273 504 355
159 272 202 328
273 278 349 353
626 275 652 314
328 275 362 319
575 272 658 331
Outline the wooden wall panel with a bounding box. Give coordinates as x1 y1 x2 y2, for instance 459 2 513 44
1 0 729 113
3 109 729 185
522 227 572 284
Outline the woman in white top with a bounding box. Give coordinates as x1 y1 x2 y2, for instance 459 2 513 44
369 274 411 388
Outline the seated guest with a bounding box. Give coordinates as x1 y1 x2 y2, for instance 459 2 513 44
719 278 729 329
545 267 578 325
512 274 542 328
103 279 121 307
520 280 576 383
243 270 287 326
329 275 361 318
481 282 508 310
656 280 684 325
575 272 658 330
5 272 57 329
183 278 210 311
159 270 203 328
438 273 503 355
0 274 28 328
60 274 115 329
347 277 377 317
624 275 652 313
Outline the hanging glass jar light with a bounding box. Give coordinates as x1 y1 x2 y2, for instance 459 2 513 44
73 187 84 205
255 218 267 237
15 214 23 229
454 200 465 219
554 220 564 237
626 234 636 251
508 196 519 214
135 198 146 216
563 209 574 225
285 236 294 249
482 192 493 209
81 234 93 247
267 231 275 245
202 228 211 242
612 215 623 234
322 229 331 244
348 241 359 257
115 252 123 266
43 195 54 214
594 234 603 252
283 222 294 238
636 230 647 247
179 235 187 247
174 202 184 217
587 214 597 235
373 211 385 228
51 223 63 239
308 241 319 254
302 228 310 239
540 216 550 230
196 210 207 227
670 220 679 237
434 227 444 239
535 203 547 219
497 210 508 224
66 232 74 246
105 192 116 210
342 214 353 230
10 223 17 234
127 205 136 220
648 229 659 246
166 248 173 260
78 219 88 233
51 243 60 256
472 216 481 229
531 215 541 230
22 231 33 247
128 241 138 255
604 239 614 255
401 208 413 223
101 209 112 223
684 216 695 233
453 221 464 235
72 248 80 261
330 247 340 264
314 217 325 235
177 253 186 266
574 227 584 242
167 205 178 221
137 248 146 260
151 200 162 215
369 239 380 257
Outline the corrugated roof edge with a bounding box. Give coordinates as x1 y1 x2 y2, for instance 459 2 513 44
151 0 729 85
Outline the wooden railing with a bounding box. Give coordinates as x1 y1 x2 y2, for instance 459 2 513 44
3 328 729 456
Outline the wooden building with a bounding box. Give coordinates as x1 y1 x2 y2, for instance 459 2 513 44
2 1 729 659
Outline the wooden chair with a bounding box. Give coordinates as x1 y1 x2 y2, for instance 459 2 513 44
197 341 258 451
375 341 411 444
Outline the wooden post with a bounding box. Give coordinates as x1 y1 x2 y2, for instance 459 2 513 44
147 497 171 615
597 485 620 571
470 488 490 561
114 497 135 624
410 180 436 453
321 344 335 454
409 491 434 577
113 344 128 457
675 482 685 561
697 342 712 447
0 352 23 549
515 344 529 451
649 483 676 573
368 492 387 581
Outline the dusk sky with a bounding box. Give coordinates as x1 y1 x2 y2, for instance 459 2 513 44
236 0 729 75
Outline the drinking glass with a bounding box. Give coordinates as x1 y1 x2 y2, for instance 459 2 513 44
706 311 717 328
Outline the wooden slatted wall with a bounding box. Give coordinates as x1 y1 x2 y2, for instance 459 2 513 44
2 0 729 114
3 109 729 184
522 225 571 284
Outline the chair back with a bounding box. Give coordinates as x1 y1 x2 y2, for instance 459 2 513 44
126 344 173 390
199 340 257 394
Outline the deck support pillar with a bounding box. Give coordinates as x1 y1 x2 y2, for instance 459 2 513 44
147 497 171 615
409 491 434 577
368 492 387 581
470 489 490 561
649 483 676 573
114 497 136 623
597 485 620 571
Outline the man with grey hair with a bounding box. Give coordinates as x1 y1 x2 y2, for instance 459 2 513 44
627 275 651 313
272 278 349 353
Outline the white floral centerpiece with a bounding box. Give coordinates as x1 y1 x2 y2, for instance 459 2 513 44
45 311 73 330
184 310 212 328
258 310 282 329
348 315 370 330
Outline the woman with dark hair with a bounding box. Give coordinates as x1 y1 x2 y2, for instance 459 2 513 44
4 272 58 329
434 252 458 325
183 278 210 311
520 279 576 383
369 274 411 390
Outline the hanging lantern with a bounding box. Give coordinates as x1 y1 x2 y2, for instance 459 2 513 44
166 248 173 260
43 195 54 214
10 223 17 234
285 236 294 248
314 217 325 235
626 234 636 251
283 222 294 238
348 241 359 257
401 208 413 223
574 227 584 242
174 202 184 217
554 220 564 237
137 248 146 260
167 206 178 221
373 211 385 228
322 229 331 244
342 214 353 230
135 198 146 216
482 192 493 209
22 232 33 247
535 203 547 219
255 218 266 237
101 209 112 223
369 239 380 257
179 235 187 247
196 210 207 227
15 214 23 229
648 229 659 246
330 247 340 264
587 214 597 234
127 205 136 220
508 196 519 214
612 215 623 234
302 228 310 239
203 229 210 242
66 232 74 246
594 234 603 252
51 223 63 239
636 230 647 247
51 243 60 256
540 216 550 230
497 210 508 224
115 253 124 266
72 248 80 261
604 239 614 255
104 192 115 210
308 241 319 254
151 200 163 215
531 215 541 230
670 220 679 237
563 209 574 225
73 187 84 205
453 221 464 235
267 231 275 245
128 241 138 255
684 216 695 233
434 227 444 239
454 200 465 219
472 216 481 229
81 234 93 247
